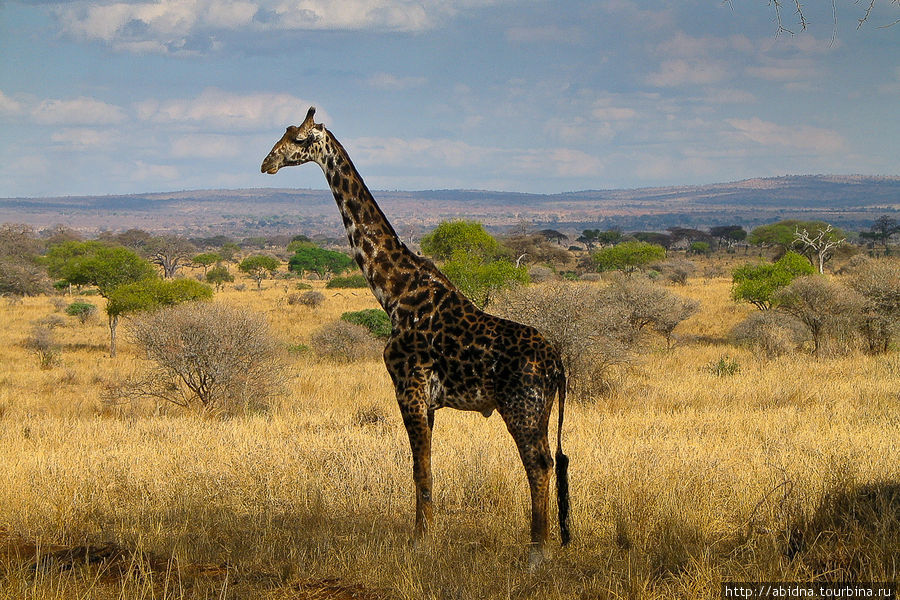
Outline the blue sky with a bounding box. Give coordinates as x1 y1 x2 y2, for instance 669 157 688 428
1 0 898 198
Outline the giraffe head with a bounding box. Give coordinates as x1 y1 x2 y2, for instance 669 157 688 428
260 106 326 174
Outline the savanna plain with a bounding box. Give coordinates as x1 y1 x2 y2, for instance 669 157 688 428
1 259 898 599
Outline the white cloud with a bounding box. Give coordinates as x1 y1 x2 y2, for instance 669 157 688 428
600 0 672 30
0 91 126 126
32 96 128 125
55 0 507 53
366 72 427 91
351 136 489 169
0 90 24 116
703 88 757 104
745 58 814 82
646 58 730 87
544 148 604 178
50 128 117 149
591 105 636 121
133 160 180 181
171 133 243 158
726 117 844 153
136 88 318 130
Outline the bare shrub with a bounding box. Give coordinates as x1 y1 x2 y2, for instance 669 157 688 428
297 290 325 308
774 276 865 356
578 272 603 282
0 259 50 297
24 324 61 369
605 277 700 348
309 320 383 362
730 311 809 357
492 282 635 398
126 302 285 415
651 259 696 285
527 265 556 283
50 297 68 312
842 259 900 353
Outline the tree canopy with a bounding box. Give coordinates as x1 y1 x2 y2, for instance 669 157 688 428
441 250 528 308
731 251 815 310
239 254 280 289
420 220 502 261
106 278 212 318
592 241 666 272
288 245 354 277
45 241 155 297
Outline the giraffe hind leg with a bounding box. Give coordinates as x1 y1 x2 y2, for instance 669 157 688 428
500 401 553 567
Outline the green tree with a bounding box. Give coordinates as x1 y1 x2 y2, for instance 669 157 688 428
731 251 815 310
239 255 280 290
45 241 156 356
205 265 234 291
420 220 501 261
689 241 711 255
288 246 354 277
341 309 392 338
709 225 747 247
106 278 212 357
45 241 155 296
441 251 529 308
576 229 601 251
592 241 666 272
192 252 221 275
219 242 241 262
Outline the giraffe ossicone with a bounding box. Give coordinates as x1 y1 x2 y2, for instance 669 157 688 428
262 107 571 565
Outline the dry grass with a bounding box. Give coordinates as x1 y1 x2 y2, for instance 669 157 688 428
0 272 897 599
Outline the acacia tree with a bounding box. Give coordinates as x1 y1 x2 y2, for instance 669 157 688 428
106 278 213 357
593 241 666 272
731 251 815 310
45 241 156 356
860 216 899 252
192 252 221 275
205 265 234 291
420 220 502 261
239 254 280 290
288 245 354 277
440 250 528 308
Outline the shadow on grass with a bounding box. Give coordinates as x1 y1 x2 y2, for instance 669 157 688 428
787 481 900 580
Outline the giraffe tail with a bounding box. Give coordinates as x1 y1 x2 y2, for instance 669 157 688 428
555 371 571 546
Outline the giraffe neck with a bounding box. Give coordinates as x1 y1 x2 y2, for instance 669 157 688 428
316 129 436 314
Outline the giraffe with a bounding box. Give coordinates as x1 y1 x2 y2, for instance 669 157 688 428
261 107 570 566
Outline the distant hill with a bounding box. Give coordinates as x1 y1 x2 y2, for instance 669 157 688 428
1 175 897 238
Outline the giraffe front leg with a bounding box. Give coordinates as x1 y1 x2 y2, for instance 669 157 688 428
398 393 433 544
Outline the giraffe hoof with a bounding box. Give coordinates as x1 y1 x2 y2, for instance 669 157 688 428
527 547 549 571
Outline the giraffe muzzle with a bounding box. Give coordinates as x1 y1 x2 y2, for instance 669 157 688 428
261 156 280 174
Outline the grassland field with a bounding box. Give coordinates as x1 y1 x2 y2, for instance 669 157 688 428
0 257 897 599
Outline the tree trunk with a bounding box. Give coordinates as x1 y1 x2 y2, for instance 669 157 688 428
109 314 118 357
